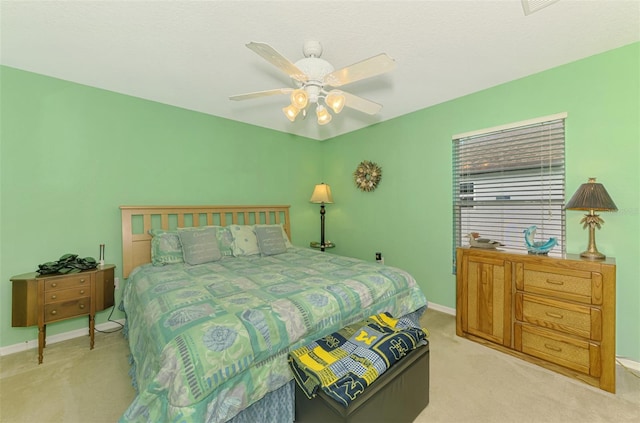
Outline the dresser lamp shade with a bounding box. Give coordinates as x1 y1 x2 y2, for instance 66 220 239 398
565 178 617 260
310 183 333 251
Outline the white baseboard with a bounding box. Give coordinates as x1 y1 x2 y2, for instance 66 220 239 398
427 301 640 372
0 319 126 357
428 301 456 316
617 357 640 372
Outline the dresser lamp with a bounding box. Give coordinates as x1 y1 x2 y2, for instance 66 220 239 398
565 177 617 260
310 183 333 250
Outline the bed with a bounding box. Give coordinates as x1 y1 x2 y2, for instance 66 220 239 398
118 205 428 423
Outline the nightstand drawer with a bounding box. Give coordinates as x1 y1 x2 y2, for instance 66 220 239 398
44 287 91 304
515 323 599 376
44 298 90 323
44 275 91 291
521 264 597 304
516 293 601 341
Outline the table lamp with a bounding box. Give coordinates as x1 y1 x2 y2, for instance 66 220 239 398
310 183 333 250
565 177 617 260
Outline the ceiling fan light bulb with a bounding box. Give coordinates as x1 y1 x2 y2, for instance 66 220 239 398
326 90 345 114
283 104 299 122
316 105 332 125
291 89 308 109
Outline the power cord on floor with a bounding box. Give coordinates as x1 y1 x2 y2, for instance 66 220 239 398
94 304 125 333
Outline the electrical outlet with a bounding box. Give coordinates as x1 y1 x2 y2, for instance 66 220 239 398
375 252 383 264
114 277 120 290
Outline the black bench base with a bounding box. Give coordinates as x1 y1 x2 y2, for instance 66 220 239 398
294 343 430 423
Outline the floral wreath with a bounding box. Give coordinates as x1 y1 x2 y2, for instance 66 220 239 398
353 160 382 192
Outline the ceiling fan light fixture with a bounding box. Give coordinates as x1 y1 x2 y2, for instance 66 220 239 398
283 104 299 122
325 90 345 114
316 105 332 125
291 89 308 109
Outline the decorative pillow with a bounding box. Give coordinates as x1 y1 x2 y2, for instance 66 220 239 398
177 227 222 265
255 225 287 256
229 225 260 256
216 226 234 256
178 226 234 257
149 229 184 266
255 223 292 247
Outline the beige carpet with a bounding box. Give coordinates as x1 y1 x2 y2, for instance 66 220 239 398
0 309 638 422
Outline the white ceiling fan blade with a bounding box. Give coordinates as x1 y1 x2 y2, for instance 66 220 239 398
229 88 293 101
342 91 383 115
246 42 308 83
324 53 396 87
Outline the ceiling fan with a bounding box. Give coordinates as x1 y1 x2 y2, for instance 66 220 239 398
229 41 396 125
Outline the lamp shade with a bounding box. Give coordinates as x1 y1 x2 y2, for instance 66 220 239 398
282 104 300 122
565 178 618 211
325 90 345 114
291 89 309 109
310 183 333 204
316 105 332 125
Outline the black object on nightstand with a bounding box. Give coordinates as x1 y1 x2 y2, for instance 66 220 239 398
310 241 335 252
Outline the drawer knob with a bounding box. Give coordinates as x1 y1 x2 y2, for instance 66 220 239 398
79 290 85 295
50 310 57 315
79 304 85 309
545 311 563 319
80 279 86 283
51 295 57 300
51 283 57 288
544 343 562 352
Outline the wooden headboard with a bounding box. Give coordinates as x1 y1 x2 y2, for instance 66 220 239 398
120 205 291 278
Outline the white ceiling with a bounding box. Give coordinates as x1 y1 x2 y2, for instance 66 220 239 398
2 1 639 140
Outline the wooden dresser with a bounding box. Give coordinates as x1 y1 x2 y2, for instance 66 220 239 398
456 248 615 393
11 265 116 363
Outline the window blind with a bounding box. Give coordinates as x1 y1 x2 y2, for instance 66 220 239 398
452 115 566 272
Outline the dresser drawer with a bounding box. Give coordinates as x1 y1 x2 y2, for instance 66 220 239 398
44 274 91 291
515 293 601 341
44 287 91 305
44 298 91 323
520 264 600 304
515 323 600 377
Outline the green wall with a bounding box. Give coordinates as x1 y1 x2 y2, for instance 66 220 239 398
1 42 638 362
0 67 322 347
322 42 640 362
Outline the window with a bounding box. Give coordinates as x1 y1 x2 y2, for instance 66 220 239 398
452 113 567 272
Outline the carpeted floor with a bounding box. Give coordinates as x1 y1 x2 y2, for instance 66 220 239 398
0 309 638 422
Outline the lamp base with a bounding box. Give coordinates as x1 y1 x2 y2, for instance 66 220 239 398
580 250 606 260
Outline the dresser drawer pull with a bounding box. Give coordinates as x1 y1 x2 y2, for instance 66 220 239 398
50 310 57 315
79 290 85 295
80 278 86 283
51 283 57 288
545 279 564 286
544 343 562 352
51 295 57 300
79 304 85 309
545 311 563 319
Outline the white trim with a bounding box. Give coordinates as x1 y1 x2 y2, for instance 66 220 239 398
428 301 456 316
617 357 640 373
0 319 125 357
452 112 568 140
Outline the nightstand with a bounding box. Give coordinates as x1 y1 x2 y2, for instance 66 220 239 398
310 241 335 252
11 264 116 363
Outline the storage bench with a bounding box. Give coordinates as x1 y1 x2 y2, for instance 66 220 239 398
294 342 430 423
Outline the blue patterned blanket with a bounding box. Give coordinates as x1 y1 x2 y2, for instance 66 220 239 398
288 312 428 406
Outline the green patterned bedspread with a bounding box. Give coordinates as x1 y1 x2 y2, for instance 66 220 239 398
119 247 427 423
